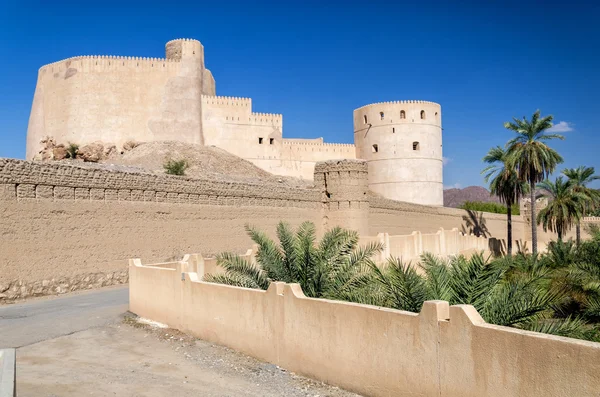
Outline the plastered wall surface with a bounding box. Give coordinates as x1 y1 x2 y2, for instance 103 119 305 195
354 101 443 206
369 195 526 239
26 39 215 159
130 258 600 397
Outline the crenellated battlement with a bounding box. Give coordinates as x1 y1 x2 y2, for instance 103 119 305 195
354 100 440 111
165 38 201 45
201 95 251 107
283 140 355 148
38 55 180 75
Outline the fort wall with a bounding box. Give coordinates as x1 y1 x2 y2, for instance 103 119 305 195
200 95 354 179
26 39 215 160
0 158 563 302
0 159 319 300
369 195 527 248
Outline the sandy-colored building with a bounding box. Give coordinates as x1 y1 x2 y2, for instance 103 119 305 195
26 38 443 206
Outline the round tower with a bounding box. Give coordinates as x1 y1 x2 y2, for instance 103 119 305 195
353 100 443 206
165 38 204 64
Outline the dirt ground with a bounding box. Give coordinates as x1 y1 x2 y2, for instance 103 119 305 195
16 315 362 397
104 140 313 188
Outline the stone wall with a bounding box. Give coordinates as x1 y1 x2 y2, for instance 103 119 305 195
0 159 320 301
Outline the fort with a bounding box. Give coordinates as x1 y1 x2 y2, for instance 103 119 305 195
26 38 443 206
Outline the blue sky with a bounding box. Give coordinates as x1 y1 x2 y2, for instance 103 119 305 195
1 0 598 188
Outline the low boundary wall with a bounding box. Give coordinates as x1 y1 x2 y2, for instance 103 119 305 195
129 257 600 397
362 227 493 263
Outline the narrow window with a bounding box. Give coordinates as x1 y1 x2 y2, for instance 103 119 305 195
413 142 420 151
420 110 426 119
392 127 395 133
380 112 384 120
269 138 274 144
364 115 368 124
258 137 263 144
372 144 379 153
400 110 406 119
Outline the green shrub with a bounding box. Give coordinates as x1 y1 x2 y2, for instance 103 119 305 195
163 159 188 176
66 143 79 159
459 201 520 215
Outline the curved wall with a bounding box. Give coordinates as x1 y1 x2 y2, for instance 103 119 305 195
26 39 215 160
353 101 443 206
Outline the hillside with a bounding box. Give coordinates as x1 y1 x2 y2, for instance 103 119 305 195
443 186 499 208
103 141 312 188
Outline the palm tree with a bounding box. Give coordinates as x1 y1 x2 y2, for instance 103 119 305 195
482 146 529 255
562 166 600 245
204 221 383 300
505 110 564 255
536 177 588 240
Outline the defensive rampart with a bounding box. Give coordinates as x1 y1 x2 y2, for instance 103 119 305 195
0 158 566 302
129 257 600 397
0 159 319 301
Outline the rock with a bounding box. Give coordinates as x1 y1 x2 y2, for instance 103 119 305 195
53 145 67 160
79 142 105 162
123 140 139 151
104 145 117 158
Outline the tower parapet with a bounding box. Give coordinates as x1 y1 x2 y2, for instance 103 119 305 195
166 38 204 63
314 159 369 235
353 100 443 206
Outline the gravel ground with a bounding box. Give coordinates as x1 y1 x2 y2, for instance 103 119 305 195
16 315 362 397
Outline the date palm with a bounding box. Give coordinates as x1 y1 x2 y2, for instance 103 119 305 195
505 110 564 254
204 221 383 301
562 166 600 244
366 253 569 331
482 146 529 255
536 177 588 240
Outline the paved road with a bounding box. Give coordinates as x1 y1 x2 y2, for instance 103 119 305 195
0 286 128 348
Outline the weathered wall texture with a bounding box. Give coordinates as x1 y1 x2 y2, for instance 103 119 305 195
0 159 319 300
130 258 600 397
0 158 568 302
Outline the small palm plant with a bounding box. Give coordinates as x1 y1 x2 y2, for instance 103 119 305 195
66 143 79 159
364 252 591 337
204 221 383 300
562 166 600 244
505 110 564 254
536 177 588 240
163 159 188 176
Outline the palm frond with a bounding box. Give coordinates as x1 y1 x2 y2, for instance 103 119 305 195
245 223 286 280
419 253 452 301
215 252 270 290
